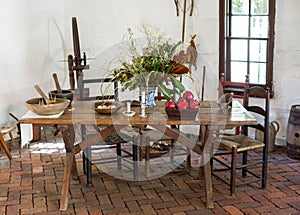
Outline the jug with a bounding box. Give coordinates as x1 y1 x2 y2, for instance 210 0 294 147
255 120 280 152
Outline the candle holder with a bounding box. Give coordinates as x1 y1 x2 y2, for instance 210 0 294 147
122 101 135 116
140 103 147 118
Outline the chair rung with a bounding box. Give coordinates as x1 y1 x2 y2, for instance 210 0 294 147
121 149 133 156
212 172 230 185
212 157 231 169
214 151 232 156
243 169 261 178
237 161 263 169
237 177 262 185
92 157 118 164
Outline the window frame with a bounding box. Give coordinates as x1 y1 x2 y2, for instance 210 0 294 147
219 0 275 96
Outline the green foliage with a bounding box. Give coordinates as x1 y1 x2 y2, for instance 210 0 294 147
109 23 187 100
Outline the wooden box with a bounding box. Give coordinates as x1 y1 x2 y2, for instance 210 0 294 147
165 108 198 120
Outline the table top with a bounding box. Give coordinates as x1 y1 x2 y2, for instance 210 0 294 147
19 100 257 127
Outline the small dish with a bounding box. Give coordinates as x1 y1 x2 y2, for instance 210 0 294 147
122 111 136 117
94 101 123 114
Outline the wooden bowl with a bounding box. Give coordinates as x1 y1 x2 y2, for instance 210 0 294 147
94 101 123 114
25 98 70 115
165 108 199 120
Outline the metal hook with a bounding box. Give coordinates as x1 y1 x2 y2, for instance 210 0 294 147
174 0 179 16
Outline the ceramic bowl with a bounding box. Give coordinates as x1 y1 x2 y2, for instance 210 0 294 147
49 90 74 102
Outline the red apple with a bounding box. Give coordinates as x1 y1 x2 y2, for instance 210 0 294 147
165 101 177 109
177 101 189 110
189 99 200 109
177 97 187 104
183 91 194 101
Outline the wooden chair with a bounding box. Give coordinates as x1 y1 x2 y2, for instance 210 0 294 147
0 127 14 159
212 86 270 196
79 77 134 183
219 73 249 107
217 73 249 135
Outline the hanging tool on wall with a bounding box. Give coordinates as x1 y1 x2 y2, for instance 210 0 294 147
174 0 195 43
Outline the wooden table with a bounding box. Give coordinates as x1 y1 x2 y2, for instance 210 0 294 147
19 100 257 211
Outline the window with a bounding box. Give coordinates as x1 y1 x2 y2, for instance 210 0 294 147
219 0 275 94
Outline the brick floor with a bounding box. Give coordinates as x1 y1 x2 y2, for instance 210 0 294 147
0 126 299 215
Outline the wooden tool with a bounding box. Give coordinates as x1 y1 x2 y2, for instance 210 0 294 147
34 84 50 104
67 55 75 90
52 73 63 94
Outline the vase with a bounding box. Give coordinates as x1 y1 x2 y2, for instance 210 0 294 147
139 86 157 107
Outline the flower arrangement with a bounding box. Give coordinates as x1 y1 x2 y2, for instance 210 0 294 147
109 23 191 101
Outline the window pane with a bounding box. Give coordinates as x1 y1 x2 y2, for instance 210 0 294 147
232 0 249 15
231 16 249 37
249 62 266 84
249 40 267 62
250 16 268 38
231 39 248 61
251 0 268 15
231 62 248 82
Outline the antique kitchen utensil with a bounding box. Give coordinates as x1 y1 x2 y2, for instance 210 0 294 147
34 84 51 104
52 73 62 94
25 98 70 115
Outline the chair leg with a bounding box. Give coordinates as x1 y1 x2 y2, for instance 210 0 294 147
242 151 248 177
186 149 191 172
132 135 138 180
145 136 150 178
0 133 12 159
262 146 268 189
83 149 87 174
116 143 122 170
85 146 92 184
8 131 14 146
230 146 238 196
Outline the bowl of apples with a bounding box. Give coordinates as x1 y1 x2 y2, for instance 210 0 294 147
165 91 200 120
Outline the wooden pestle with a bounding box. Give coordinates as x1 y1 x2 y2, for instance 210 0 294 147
52 73 63 94
34 84 50 105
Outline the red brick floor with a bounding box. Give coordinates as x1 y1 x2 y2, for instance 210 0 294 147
0 127 299 215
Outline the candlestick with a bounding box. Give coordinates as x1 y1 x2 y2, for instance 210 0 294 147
126 102 131 113
140 103 146 117
141 91 146 104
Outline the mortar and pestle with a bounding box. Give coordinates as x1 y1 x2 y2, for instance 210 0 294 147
25 85 70 115
49 73 74 103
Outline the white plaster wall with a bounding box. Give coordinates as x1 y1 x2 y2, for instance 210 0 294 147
0 0 64 125
272 0 300 143
62 0 218 101
0 0 298 145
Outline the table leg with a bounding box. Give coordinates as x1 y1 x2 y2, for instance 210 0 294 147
201 125 214 209
58 125 77 211
60 152 73 211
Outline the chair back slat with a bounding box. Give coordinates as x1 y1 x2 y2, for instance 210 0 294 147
245 86 270 147
79 77 118 101
219 73 249 106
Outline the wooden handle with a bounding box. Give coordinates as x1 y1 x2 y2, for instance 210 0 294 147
34 84 49 104
52 73 62 93
68 55 75 90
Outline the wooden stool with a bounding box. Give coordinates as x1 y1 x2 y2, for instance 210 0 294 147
0 126 15 159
